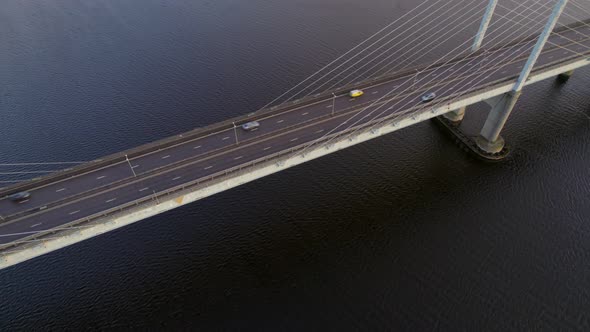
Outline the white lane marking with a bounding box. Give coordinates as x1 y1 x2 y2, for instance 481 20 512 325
132 165 140 168
290 137 299 142
193 145 202 149
263 146 272 151
302 112 309 116
30 223 42 228
162 155 170 159
18 200 29 204
139 187 149 192
563 51 568 54
277 120 284 123
56 188 66 192
172 176 182 180
326 105 332 109
96 176 106 180
234 156 243 160
204 166 213 170
501 71 507 74
372 91 379 94
222 137 230 140
549 55 554 59
106 198 117 203
315 129 324 134
69 210 80 215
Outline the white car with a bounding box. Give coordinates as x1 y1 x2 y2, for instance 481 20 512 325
241 121 260 131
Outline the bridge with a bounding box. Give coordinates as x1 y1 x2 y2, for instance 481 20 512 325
1 0 588 269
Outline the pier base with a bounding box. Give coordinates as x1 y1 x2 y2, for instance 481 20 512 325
557 70 574 82
432 116 509 162
443 107 466 124
433 91 522 161
476 90 521 154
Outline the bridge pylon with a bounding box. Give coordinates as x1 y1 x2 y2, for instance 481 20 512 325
472 0 498 52
475 0 570 154
443 0 498 125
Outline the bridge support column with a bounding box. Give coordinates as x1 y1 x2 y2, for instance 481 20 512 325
475 91 521 154
557 70 574 82
443 107 466 123
472 0 498 52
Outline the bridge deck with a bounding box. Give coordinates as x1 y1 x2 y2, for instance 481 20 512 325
1 22 590 259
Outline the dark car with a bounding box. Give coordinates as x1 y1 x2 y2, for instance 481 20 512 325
8 191 31 203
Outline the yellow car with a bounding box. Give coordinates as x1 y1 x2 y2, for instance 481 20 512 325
349 89 364 98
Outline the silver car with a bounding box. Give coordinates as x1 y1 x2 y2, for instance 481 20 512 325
421 92 436 103
8 191 31 203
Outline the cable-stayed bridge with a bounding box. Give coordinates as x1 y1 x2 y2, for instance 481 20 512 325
1 0 589 269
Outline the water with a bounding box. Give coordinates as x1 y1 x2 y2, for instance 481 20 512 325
1 0 590 330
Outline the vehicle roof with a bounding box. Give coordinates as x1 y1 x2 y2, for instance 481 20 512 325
9 192 30 198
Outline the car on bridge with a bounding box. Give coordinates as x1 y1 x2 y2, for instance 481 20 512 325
241 121 260 131
421 92 436 103
7 191 31 203
349 89 364 98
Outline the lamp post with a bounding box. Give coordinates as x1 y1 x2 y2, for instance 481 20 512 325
125 154 137 178
232 122 239 144
331 93 336 116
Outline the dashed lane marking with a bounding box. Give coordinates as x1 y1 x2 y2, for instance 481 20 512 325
30 223 42 228
106 198 117 203
96 176 106 180
172 176 182 180
56 188 66 192
69 210 80 215
290 137 299 142
162 155 171 159
263 146 272 151
277 120 284 123
315 129 324 134
234 156 243 160
139 187 149 192
204 166 213 170
302 112 309 116
193 145 202 149
222 137 230 140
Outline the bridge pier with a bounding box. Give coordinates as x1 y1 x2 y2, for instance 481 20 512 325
557 70 574 82
443 107 466 124
475 91 521 154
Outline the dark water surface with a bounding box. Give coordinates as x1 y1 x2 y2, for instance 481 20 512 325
1 0 590 330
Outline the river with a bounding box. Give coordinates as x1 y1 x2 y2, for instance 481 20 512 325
1 0 589 329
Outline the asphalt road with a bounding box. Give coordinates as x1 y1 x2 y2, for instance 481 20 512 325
1 24 590 246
